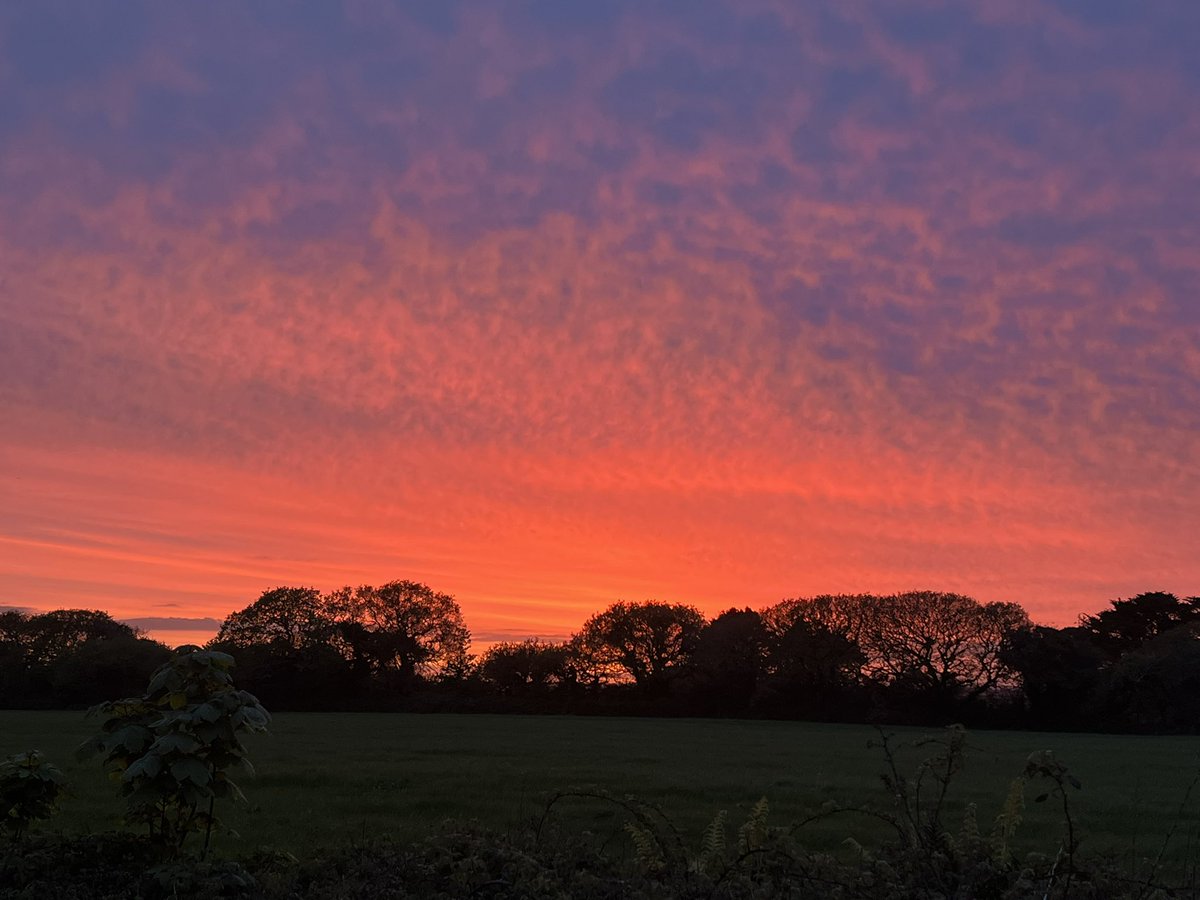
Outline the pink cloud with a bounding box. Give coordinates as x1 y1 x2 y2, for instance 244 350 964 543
1 1 1198 636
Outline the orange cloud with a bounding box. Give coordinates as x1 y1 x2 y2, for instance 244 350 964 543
2 2 1198 638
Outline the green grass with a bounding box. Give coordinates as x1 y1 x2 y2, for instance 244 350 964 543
5 711 1200 867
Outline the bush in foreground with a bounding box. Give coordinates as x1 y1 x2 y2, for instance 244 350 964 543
0 750 67 841
78 648 270 859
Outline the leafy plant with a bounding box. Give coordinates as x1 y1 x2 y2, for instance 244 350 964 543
1024 749 1082 895
0 750 67 840
539 787 788 895
696 808 727 875
737 796 770 855
990 776 1025 864
78 648 270 857
869 723 969 856
0 832 258 899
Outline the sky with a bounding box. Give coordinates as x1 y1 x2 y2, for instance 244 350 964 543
2 1 1198 647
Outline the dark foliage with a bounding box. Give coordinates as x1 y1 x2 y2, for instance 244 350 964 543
477 638 578 696
685 608 769 715
1100 624 1200 733
1001 626 1105 730
6 586 1200 732
572 600 707 694
755 604 868 721
0 832 254 898
1080 591 1200 660
0 609 171 709
0 750 66 840
77 648 270 858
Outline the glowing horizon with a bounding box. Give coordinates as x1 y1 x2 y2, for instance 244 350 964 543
2 3 1198 641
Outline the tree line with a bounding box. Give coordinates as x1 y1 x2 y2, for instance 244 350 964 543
3 586 1199 731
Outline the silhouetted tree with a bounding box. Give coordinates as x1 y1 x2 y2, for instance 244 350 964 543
48 633 172 706
15 609 138 668
1101 623 1200 732
856 592 1031 714
1001 625 1104 730
1080 591 1200 660
572 601 706 694
688 608 768 714
0 612 36 705
213 587 350 708
757 605 866 719
0 609 166 708
216 587 335 652
0 610 26 643
768 592 1030 719
331 581 471 686
760 595 867 643
478 639 574 695
16 587 1200 730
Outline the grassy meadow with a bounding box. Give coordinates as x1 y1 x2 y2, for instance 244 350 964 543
4 711 1200 866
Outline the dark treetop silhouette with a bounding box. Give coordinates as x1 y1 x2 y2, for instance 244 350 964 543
3 588 1198 732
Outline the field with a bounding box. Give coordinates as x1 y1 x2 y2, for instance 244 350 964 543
4 711 1200 866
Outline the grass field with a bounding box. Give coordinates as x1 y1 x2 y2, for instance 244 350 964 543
4 711 1200 867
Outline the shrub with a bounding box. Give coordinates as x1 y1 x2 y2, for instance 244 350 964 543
0 832 256 899
78 648 270 858
0 750 67 840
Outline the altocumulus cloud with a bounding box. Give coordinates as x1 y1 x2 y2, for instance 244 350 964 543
1 1 1198 632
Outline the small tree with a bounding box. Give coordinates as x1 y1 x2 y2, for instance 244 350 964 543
0 750 67 840
78 648 270 858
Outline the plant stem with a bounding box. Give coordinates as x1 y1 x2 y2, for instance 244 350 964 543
202 794 215 861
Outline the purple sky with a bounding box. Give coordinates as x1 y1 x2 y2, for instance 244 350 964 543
1 2 1198 642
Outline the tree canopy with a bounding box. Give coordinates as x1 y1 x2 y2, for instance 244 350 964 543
331 580 472 682
0 608 170 707
573 601 706 692
216 587 333 653
7 584 1200 733
1080 591 1200 659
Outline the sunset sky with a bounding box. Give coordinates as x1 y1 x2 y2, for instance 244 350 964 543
2 2 1198 647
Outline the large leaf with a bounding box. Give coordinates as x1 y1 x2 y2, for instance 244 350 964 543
150 733 201 755
242 707 269 729
146 666 175 695
169 757 212 787
123 754 162 781
109 725 152 754
75 735 105 762
193 703 222 723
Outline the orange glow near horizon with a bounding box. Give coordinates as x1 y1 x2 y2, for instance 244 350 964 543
2 3 1199 643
